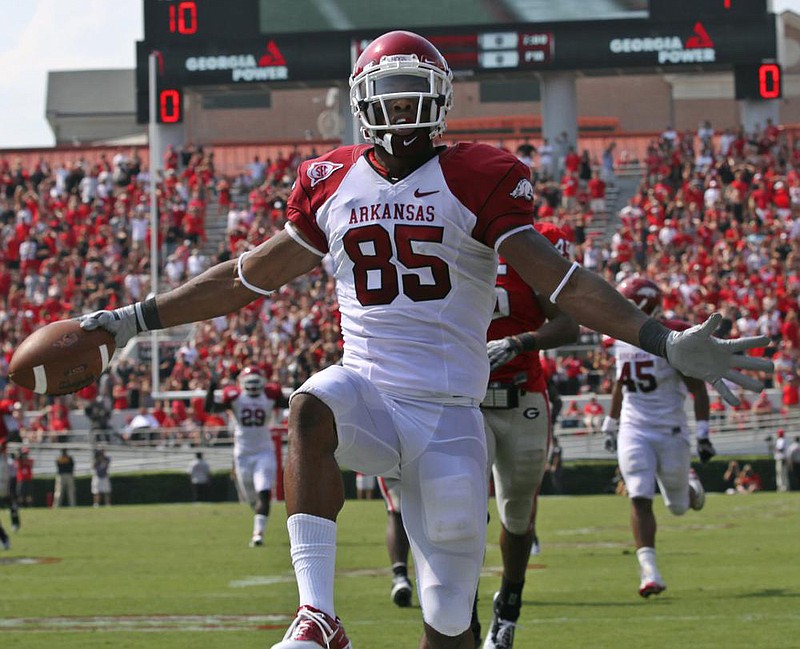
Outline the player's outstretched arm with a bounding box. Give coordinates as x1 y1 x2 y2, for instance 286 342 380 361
499 229 773 405
81 230 321 348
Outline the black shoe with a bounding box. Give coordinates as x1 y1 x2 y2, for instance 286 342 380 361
484 591 518 648
391 574 413 607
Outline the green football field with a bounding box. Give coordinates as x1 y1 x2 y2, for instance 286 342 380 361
0 492 797 648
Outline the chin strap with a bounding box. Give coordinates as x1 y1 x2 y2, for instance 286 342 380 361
378 133 396 156
374 131 433 158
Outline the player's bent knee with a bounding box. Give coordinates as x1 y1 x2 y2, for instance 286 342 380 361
667 502 688 516
420 585 473 637
503 512 532 537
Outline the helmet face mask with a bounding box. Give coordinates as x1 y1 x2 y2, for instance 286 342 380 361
239 369 265 397
350 31 453 155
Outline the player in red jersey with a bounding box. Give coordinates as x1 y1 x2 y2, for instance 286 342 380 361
480 222 577 649
82 31 771 649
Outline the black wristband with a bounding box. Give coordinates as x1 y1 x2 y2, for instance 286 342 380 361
638 318 670 358
513 332 539 352
140 296 163 331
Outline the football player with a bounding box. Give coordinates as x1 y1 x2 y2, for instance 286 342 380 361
205 368 287 547
0 439 10 549
602 277 716 598
480 222 578 648
83 30 771 649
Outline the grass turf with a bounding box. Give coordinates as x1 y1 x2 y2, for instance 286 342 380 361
0 492 797 648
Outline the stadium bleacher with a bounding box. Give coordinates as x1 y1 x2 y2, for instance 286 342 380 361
2 121 797 474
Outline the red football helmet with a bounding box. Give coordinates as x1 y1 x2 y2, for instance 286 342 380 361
238 367 265 397
349 31 453 155
618 276 662 316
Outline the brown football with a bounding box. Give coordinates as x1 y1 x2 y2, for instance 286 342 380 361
8 320 116 396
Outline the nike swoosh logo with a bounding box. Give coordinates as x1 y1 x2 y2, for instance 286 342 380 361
414 189 440 198
403 136 418 146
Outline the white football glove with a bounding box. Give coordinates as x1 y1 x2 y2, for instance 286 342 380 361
79 305 140 350
665 313 773 406
487 337 523 371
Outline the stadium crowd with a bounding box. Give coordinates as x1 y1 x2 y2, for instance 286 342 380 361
1 118 799 443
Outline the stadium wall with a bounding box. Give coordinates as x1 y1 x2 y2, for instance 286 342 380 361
19 458 780 508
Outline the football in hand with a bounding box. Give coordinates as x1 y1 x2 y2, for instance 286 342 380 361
8 320 115 396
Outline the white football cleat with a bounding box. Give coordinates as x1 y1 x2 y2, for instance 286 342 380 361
529 535 541 556
639 569 666 598
688 468 706 511
249 533 264 548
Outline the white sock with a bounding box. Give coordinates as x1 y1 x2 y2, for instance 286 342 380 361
254 514 267 536
636 546 658 575
288 513 337 618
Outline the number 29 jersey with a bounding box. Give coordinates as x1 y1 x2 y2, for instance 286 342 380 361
219 386 281 457
285 143 535 402
611 319 692 433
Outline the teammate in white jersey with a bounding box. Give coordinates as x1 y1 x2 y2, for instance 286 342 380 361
602 277 717 598
205 368 287 547
82 31 771 649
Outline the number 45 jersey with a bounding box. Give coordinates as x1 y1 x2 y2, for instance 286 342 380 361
285 143 535 403
611 319 693 434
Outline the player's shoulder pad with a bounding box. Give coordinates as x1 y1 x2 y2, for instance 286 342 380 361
535 221 568 242
660 318 693 333
441 142 527 176
265 382 283 400
534 221 573 259
222 386 241 402
439 142 534 226
295 145 369 193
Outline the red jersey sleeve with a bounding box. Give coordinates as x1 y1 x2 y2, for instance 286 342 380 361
439 143 534 248
286 145 369 254
221 386 241 404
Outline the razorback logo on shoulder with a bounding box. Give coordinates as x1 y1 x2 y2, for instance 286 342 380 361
307 161 344 188
510 178 533 201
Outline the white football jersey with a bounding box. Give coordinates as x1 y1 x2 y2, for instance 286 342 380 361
612 339 689 433
286 143 535 402
218 386 278 457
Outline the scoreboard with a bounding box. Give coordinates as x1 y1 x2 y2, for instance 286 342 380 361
136 0 778 123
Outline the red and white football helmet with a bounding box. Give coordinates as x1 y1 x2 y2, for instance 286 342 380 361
618 276 662 316
349 30 453 156
238 367 265 397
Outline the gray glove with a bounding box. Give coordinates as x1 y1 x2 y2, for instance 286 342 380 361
665 313 773 406
487 337 523 371
79 305 140 350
